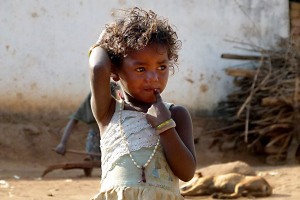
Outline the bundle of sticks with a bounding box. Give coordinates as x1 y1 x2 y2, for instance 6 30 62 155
214 39 300 165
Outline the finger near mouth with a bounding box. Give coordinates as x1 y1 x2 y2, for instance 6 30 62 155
154 88 161 93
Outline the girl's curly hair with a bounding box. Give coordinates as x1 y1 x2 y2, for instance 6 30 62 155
90 7 181 70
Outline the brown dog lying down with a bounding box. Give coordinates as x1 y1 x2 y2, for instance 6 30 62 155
180 172 272 199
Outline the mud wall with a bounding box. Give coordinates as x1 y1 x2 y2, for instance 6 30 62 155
0 0 289 116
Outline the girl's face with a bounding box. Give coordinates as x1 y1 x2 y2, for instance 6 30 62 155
117 43 170 104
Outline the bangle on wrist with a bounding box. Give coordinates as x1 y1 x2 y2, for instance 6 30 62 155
156 119 172 129
155 119 176 135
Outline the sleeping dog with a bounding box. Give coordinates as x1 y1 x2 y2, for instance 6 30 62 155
180 172 272 199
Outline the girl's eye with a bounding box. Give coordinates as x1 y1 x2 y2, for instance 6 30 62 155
135 67 145 72
158 65 167 70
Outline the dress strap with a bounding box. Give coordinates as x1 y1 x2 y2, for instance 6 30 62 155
114 100 123 113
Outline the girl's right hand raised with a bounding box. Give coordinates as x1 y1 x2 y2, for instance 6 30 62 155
146 89 171 128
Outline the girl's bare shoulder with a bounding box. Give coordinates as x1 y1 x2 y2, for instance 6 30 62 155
170 104 190 116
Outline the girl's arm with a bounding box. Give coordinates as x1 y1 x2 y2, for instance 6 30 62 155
147 92 196 182
89 46 115 130
160 105 196 182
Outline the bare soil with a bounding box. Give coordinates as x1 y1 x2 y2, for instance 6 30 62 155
0 115 299 200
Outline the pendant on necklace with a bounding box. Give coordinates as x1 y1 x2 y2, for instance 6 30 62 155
139 167 146 183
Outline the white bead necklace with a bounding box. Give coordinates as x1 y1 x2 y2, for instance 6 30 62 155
118 100 160 183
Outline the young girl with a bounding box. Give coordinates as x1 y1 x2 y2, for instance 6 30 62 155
89 7 196 200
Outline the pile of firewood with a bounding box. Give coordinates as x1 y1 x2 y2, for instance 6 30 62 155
213 39 300 165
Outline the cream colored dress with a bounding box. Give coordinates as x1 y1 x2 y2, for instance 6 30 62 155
91 101 184 200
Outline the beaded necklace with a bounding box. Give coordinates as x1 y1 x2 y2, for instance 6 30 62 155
118 100 160 183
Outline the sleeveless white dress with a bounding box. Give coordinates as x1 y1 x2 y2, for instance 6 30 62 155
91 101 183 200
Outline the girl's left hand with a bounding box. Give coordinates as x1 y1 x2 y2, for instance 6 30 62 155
146 90 171 128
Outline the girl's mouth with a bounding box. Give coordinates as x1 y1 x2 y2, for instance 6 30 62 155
144 88 159 93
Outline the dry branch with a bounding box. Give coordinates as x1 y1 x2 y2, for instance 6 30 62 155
225 68 256 78
221 53 267 60
41 161 100 177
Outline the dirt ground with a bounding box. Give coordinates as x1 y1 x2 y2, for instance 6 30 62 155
0 115 299 200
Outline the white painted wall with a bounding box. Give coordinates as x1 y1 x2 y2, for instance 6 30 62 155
0 0 289 115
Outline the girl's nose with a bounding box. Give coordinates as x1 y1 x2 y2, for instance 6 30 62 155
146 71 159 82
